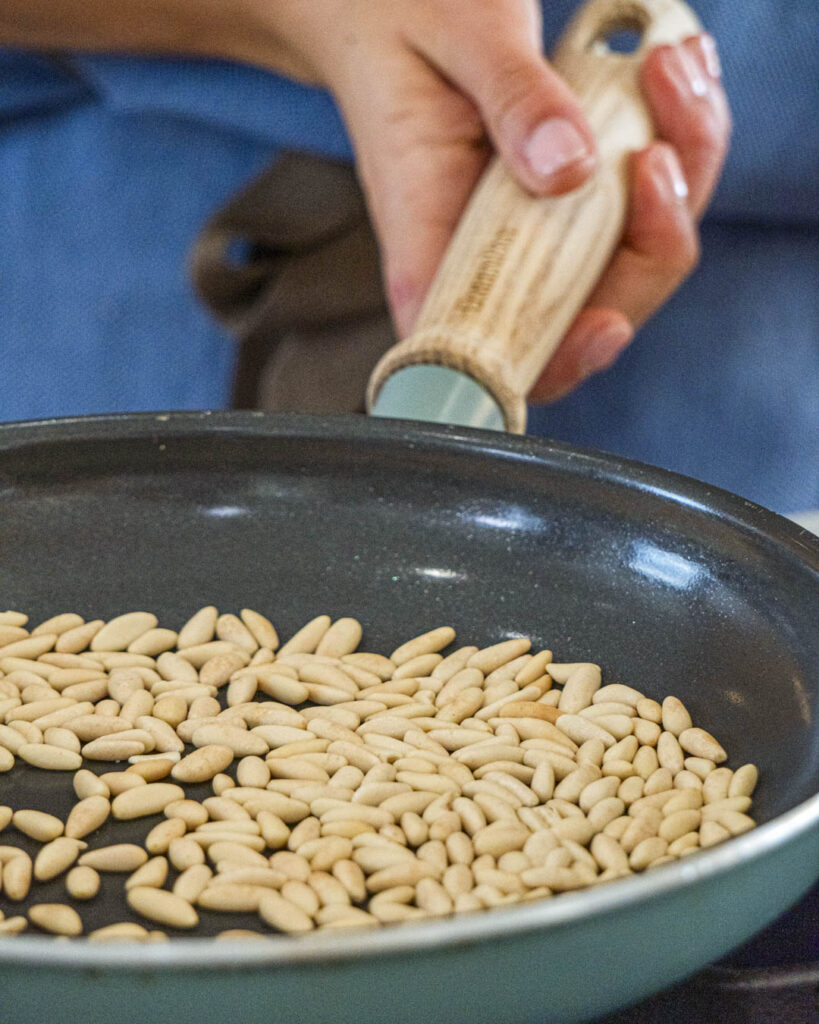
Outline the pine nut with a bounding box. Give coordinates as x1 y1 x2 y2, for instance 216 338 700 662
72 768 109 799
729 763 758 798
364 858 439 892
67 715 131 742
0 611 28 628
0 725 26 754
337 653 393 682
177 641 238 668
305 618 358 659
662 790 702 815
176 606 218 649
53 620 102 653
17 741 82 771
141 708 186 749
700 820 731 847
144 817 187 854
81 738 145 762
467 638 530 675
87 922 151 942
42 726 82 752
554 765 600 804
679 727 727 764
258 890 314 932
392 654 441 681
674 770 703 791
0 607 758 939
90 613 157 652
683 756 715 780
127 756 177 781
496 701 557 723
703 767 733 803
644 766 674 795
126 628 177 656
196 883 265 913
12 809 64 842
557 664 602 713
629 836 669 870
661 696 693 736
0 634 57 659
172 744 235 783
3 852 33 900
111 782 186 819
385 627 452 666
126 856 169 890
590 833 629 873
173 864 214 903
555 715 616 748
277 616 332 658
657 732 685 774
659 809 702 842
473 822 530 858
584 703 636 722
574 736 605 766
100 771 146 796
304 869 349 908
199 801 253 823
78 844 148 872
710 809 756 836
578 776 620 813
65 865 100 900
2 741 27 769
212 613 257 655
633 719 661 746
236 608 279 651
28 902 83 936
127 886 198 929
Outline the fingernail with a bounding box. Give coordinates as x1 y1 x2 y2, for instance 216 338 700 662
524 117 590 180
577 321 633 379
698 34 722 79
665 43 708 98
655 145 689 202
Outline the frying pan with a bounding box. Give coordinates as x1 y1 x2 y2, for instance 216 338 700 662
1 1 817 1021
0 412 817 1024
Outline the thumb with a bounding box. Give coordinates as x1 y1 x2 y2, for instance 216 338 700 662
333 49 493 336
411 0 597 196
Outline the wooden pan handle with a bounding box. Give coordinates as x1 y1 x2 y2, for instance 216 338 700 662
366 0 700 432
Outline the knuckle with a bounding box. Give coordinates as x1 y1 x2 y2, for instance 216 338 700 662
487 57 552 137
641 220 700 279
685 101 730 161
669 230 701 277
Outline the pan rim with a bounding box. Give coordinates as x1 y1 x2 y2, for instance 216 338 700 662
0 794 816 968
0 410 816 967
1 408 817 563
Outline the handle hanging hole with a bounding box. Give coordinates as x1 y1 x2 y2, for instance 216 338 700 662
589 9 649 55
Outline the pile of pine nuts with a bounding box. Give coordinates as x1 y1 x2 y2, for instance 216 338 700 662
0 607 758 940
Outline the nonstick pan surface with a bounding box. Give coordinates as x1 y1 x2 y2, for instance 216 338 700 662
0 411 817 1024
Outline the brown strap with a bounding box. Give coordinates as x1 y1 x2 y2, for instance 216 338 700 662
190 152 394 412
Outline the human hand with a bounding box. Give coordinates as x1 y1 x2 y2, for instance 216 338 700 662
530 32 730 401
255 1 730 402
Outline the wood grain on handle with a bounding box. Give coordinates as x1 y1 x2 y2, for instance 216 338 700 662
366 0 700 433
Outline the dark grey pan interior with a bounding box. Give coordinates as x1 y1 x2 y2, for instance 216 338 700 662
0 410 817 940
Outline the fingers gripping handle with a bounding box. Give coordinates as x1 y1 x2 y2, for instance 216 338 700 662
366 0 700 433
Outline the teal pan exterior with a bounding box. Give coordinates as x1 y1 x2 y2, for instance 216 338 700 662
1 799 816 1024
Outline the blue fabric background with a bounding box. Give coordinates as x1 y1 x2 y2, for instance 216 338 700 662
0 1 816 512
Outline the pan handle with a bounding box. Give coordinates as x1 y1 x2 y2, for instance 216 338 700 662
366 0 701 433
